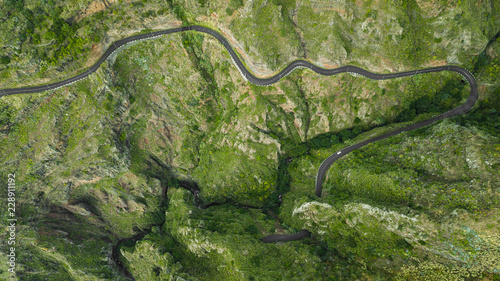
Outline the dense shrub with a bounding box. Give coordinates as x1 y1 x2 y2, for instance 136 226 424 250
0 56 10 65
396 79 466 122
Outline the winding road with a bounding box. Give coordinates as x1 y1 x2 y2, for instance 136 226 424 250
0 25 479 243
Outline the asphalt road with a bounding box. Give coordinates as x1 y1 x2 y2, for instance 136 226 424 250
0 25 478 243
314 66 478 198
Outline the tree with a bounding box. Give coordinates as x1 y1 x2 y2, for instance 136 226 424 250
330 134 340 145
0 56 10 65
352 126 362 136
339 129 353 142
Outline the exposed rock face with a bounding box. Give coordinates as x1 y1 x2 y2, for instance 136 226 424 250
288 199 500 279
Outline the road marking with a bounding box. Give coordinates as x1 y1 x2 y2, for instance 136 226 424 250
0 29 479 236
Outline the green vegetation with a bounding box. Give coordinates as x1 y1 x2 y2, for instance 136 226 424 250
0 56 10 65
395 79 468 122
141 187 326 280
0 100 14 128
231 0 302 69
182 31 220 112
0 0 499 280
1 0 91 70
323 119 499 214
225 0 244 16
